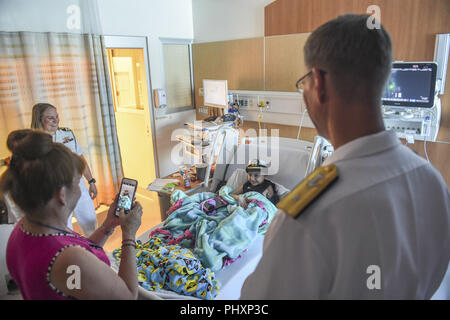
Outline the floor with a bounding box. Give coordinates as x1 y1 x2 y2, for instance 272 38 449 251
73 187 163 252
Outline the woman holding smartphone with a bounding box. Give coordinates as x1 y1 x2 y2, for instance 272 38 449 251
2 130 142 299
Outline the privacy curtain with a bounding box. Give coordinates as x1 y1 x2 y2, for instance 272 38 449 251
0 31 123 206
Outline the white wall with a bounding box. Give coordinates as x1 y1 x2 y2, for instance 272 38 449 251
97 0 194 90
0 0 79 33
192 0 274 43
0 0 196 177
96 0 196 176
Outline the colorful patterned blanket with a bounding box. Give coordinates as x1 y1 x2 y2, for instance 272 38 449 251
113 185 278 299
155 185 278 271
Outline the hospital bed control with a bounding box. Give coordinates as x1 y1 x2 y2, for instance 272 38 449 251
277 164 338 219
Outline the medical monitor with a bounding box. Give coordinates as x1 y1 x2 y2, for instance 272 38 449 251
381 62 437 108
203 79 228 108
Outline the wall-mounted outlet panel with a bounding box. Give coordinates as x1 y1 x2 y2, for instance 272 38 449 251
229 90 314 128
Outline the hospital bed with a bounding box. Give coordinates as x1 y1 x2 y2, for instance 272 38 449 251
116 131 315 300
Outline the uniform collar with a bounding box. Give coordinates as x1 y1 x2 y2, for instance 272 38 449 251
323 130 400 165
51 129 58 142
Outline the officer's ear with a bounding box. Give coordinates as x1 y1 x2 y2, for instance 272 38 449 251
311 68 329 104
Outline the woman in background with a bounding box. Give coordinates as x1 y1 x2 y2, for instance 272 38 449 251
1 130 142 299
31 103 97 236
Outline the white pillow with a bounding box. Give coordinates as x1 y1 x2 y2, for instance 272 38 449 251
226 168 248 191
267 179 290 198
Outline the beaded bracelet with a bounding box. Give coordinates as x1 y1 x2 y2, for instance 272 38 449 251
122 243 136 249
122 239 135 247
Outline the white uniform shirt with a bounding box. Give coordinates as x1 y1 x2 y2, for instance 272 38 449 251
241 130 450 299
52 128 99 235
53 128 83 155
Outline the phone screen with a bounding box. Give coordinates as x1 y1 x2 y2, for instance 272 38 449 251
117 179 137 212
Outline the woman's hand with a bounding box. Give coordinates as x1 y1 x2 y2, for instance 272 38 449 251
101 194 121 231
89 182 98 199
119 201 143 239
81 155 97 200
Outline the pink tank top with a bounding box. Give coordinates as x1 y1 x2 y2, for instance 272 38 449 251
6 220 110 300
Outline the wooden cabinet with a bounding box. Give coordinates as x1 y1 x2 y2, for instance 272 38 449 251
265 33 310 92
193 38 265 119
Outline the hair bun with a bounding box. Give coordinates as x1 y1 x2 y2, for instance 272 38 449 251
9 130 53 160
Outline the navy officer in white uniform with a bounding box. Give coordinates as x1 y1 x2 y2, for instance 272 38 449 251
31 103 98 236
241 14 450 299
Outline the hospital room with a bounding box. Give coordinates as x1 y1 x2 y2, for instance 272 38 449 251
0 0 449 306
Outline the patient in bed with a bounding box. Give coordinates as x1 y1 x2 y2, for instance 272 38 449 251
231 159 280 208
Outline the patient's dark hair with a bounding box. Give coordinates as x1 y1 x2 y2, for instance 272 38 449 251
0 129 85 213
304 14 393 100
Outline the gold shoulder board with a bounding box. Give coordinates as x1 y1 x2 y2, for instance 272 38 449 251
60 127 71 132
276 164 338 219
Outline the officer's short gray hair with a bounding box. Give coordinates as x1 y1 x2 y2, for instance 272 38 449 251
304 14 393 100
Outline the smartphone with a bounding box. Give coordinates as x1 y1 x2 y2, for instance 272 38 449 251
115 178 138 216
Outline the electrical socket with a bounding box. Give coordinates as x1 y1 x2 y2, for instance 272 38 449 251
238 98 251 107
198 106 208 114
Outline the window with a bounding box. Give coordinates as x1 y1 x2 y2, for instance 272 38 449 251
162 41 194 112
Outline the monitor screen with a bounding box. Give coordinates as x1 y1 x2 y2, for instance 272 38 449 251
382 62 437 108
203 79 228 108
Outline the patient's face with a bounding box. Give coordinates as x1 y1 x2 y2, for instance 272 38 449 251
248 173 264 186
